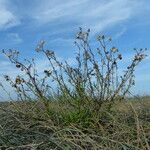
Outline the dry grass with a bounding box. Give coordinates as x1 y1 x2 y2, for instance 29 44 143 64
0 96 149 150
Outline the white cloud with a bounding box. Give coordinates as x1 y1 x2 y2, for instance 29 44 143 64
0 0 20 30
33 0 88 23
114 27 127 39
32 0 142 33
0 0 145 33
6 33 22 44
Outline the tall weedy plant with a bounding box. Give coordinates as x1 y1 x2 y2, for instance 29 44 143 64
1 28 147 112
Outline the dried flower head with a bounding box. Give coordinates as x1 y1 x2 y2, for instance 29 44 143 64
15 76 22 84
111 47 118 53
76 32 87 40
84 51 91 59
101 35 105 39
44 70 52 77
4 75 10 81
16 64 21 68
113 61 117 65
118 54 122 60
134 54 145 61
93 63 98 69
108 37 112 41
35 40 45 52
97 35 102 41
45 50 54 57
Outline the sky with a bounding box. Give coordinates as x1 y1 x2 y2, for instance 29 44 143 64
0 0 150 100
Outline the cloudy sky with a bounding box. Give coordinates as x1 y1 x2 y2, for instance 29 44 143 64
0 0 150 99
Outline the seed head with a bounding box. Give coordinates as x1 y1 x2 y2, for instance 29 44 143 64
113 61 117 65
111 47 118 53
15 76 22 84
16 64 21 68
118 54 122 60
4 75 10 81
44 70 52 77
45 50 54 57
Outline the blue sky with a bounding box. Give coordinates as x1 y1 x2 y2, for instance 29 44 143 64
0 0 150 99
